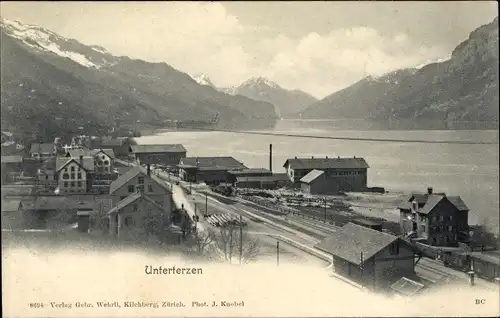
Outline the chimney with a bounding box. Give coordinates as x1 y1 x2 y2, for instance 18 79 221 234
147 164 151 176
337 156 340 159
427 187 433 195
326 156 328 159
294 156 297 159
79 155 83 165
354 156 356 158
269 144 273 173
312 156 314 159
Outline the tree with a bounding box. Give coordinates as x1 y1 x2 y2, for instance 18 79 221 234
184 225 261 264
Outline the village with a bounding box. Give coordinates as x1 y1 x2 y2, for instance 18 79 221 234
1 131 500 296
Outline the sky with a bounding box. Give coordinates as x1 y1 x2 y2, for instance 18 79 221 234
0 1 498 99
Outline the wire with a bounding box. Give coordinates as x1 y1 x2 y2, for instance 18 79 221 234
191 128 499 145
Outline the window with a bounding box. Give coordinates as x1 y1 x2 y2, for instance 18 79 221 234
439 215 444 222
104 160 109 166
137 185 144 192
124 216 133 227
77 181 82 187
71 181 75 187
70 173 75 179
432 216 436 223
133 204 138 212
389 242 400 255
420 224 426 233
54 175 57 180
64 181 68 187
148 184 153 192
449 215 453 221
448 225 453 232
71 166 75 172
63 173 69 180
77 172 82 179
138 177 144 184
64 168 68 172
45 175 48 180
128 185 135 193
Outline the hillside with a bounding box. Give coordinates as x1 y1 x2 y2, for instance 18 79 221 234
0 19 278 142
300 17 499 129
221 77 317 118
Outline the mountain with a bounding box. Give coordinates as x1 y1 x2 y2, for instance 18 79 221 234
300 17 499 130
221 77 317 118
192 73 216 89
0 19 278 143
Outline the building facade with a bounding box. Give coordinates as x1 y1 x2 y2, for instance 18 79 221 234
398 188 470 247
55 157 93 194
109 165 173 213
178 157 247 184
130 144 187 166
235 173 291 190
315 223 416 290
284 157 369 192
30 143 56 160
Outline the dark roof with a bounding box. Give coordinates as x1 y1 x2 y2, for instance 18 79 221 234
130 144 187 154
390 277 425 296
109 165 171 194
107 192 166 215
399 193 470 214
236 173 290 183
352 218 382 227
227 168 272 176
30 143 54 154
447 196 469 211
179 157 247 171
56 157 94 172
1 155 23 164
283 157 369 170
300 169 324 184
66 149 93 158
314 222 399 265
2 199 22 212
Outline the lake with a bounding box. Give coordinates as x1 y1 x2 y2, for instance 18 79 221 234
136 119 500 232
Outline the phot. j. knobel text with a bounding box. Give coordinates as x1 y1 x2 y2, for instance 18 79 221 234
145 265 203 275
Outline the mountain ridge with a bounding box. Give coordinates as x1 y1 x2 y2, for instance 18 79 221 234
299 17 499 129
0 18 278 142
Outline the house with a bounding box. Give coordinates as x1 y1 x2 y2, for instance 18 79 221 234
109 164 173 212
1 155 24 183
235 173 291 190
55 156 94 194
178 156 248 184
300 169 331 195
101 138 132 157
227 168 272 184
315 222 417 290
398 187 470 247
36 157 58 193
29 143 56 159
66 148 116 174
284 156 369 192
129 144 187 166
107 191 173 240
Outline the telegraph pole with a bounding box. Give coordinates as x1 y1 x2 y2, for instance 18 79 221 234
205 192 208 217
239 215 243 265
277 241 280 266
324 197 327 223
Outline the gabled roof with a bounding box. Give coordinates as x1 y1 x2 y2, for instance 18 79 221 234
314 222 399 265
109 165 171 194
92 148 116 159
30 143 54 154
399 192 469 214
66 149 93 158
236 173 289 183
179 156 247 171
447 196 469 211
2 199 22 212
56 157 94 172
300 169 325 184
130 144 187 154
227 168 272 176
283 157 369 170
1 155 23 164
107 192 167 215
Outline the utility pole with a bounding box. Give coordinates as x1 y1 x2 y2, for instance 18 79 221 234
360 252 364 283
277 241 280 266
205 192 208 217
324 197 327 223
239 215 243 265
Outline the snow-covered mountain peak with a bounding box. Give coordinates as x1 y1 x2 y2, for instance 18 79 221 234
241 77 281 89
1 18 109 69
192 73 216 88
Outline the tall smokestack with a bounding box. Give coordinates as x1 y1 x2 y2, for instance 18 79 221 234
269 144 273 173
147 164 151 176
